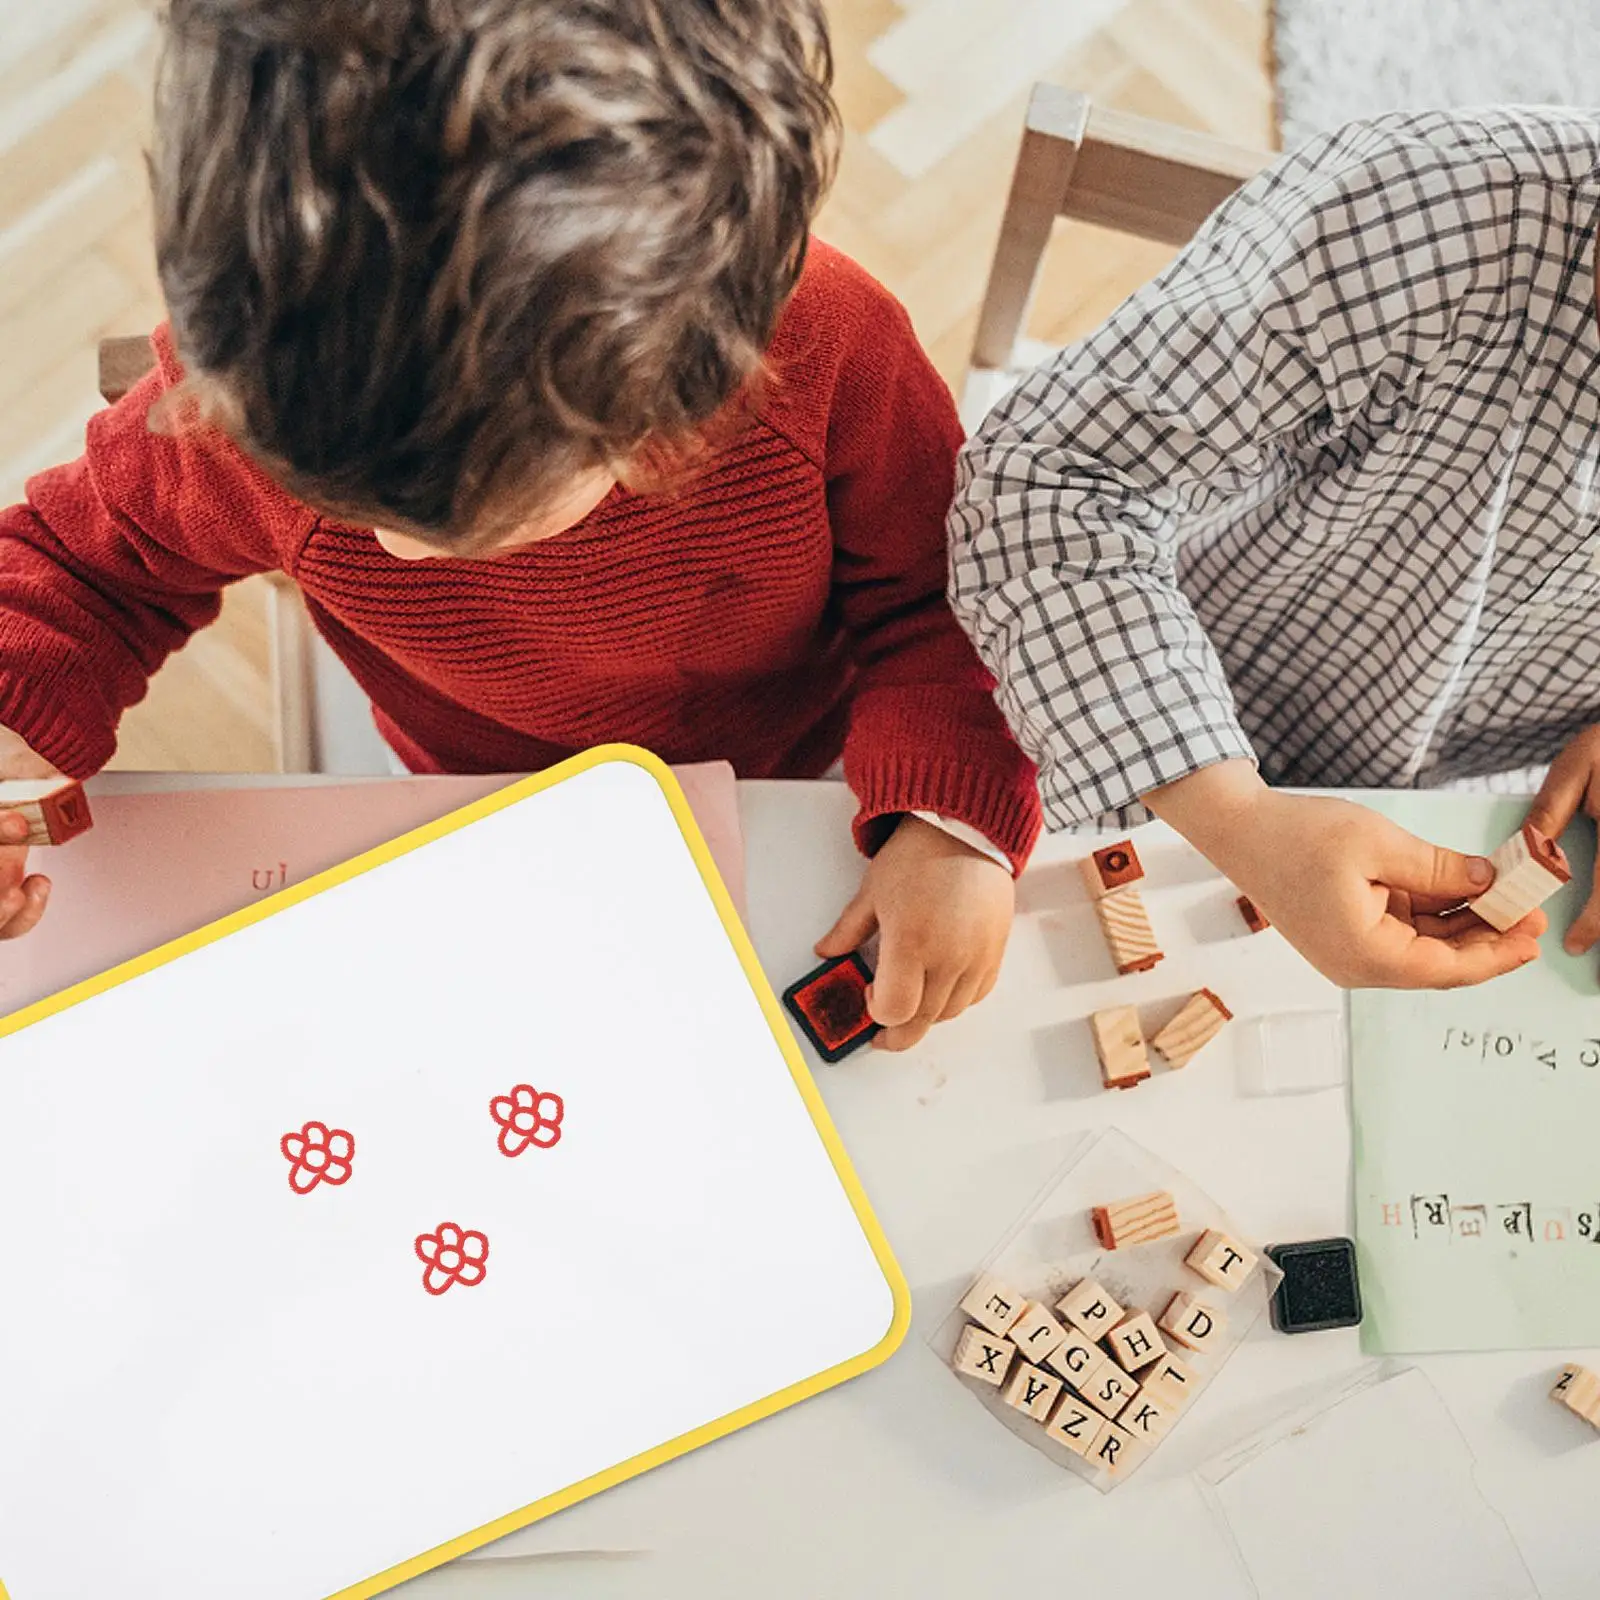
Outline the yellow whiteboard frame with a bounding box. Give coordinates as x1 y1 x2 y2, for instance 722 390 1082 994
0 745 910 1600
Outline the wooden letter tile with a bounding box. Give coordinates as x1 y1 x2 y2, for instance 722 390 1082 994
1079 839 1145 899
1003 1361 1063 1420
952 1324 1016 1387
1093 888 1164 974
1470 823 1572 931
1118 1388 1177 1444
1105 1311 1167 1373
1045 1330 1109 1388
1091 1189 1180 1249
1149 989 1232 1069
958 1273 1026 1337
1551 1363 1600 1429
1090 1006 1151 1090
0 777 93 846
1158 1291 1226 1354
1142 1351 1198 1409
1055 1277 1125 1340
1008 1301 1068 1364
1043 1391 1108 1458
1080 1365 1140 1420
1089 1419 1142 1479
1185 1229 1258 1292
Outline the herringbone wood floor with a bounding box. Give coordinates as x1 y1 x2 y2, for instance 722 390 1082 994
0 0 1274 772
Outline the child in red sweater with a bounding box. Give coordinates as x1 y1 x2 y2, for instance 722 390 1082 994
0 0 1040 1049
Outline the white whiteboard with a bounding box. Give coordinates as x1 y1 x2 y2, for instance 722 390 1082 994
0 749 905 1600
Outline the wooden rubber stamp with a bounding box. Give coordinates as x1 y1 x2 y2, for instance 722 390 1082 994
1003 1361 1063 1420
1089 1418 1141 1478
1091 1189 1180 1249
0 777 93 846
1158 1291 1225 1354
1080 1365 1139 1420
1237 894 1270 933
1469 822 1571 931
952 1324 1016 1386
1185 1228 1258 1292
1090 1005 1151 1090
1055 1277 1125 1340
1117 1388 1177 1444
1105 1311 1167 1373
1093 887 1164 974
1149 989 1232 1069
1079 839 1144 899
1551 1363 1600 1430
1042 1391 1108 1458
1045 1329 1110 1388
1141 1350 1197 1408
958 1273 1026 1337
1007 1301 1069 1365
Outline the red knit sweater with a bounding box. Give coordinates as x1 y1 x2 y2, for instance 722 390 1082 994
0 242 1041 868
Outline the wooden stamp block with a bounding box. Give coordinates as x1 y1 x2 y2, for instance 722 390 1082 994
1093 888 1164 974
1089 1418 1142 1479
1185 1228 1259 1292
1008 1301 1069 1364
0 777 93 846
1090 1006 1151 1090
1055 1277 1125 1340
1003 1361 1063 1420
1045 1329 1110 1388
1091 1189 1180 1249
1042 1391 1108 1458
1141 1351 1197 1409
1237 894 1270 933
1080 1365 1140 1420
958 1273 1026 1337
1470 823 1572 931
1551 1363 1600 1429
1158 1291 1226 1354
1079 839 1145 899
952 1324 1016 1387
1118 1388 1177 1444
1105 1311 1167 1373
1149 989 1232 1069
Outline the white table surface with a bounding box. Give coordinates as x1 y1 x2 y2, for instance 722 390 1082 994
87 774 1600 1597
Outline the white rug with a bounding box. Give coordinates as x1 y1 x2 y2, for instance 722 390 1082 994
1272 0 1600 149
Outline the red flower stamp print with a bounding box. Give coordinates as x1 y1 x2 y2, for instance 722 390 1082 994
415 1223 489 1296
489 1084 564 1158
281 1121 355 1194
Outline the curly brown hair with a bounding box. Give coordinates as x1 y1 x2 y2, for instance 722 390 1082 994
151 0 840 549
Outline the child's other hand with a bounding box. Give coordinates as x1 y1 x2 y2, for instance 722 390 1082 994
816 815 1014 1052
1527 724 1600 956
0 723 63 941
0 809 49 939
1149 762 1543 989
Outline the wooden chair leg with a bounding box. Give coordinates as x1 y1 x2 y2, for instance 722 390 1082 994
969 85 1089 375
264 573 317 773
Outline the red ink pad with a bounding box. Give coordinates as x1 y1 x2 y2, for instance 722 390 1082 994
782 953 880 1063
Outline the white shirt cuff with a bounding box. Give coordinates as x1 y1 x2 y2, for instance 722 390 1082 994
909 810 1013 871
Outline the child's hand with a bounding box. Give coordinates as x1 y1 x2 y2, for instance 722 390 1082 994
816 815 1014 1052
0 723 63 941
1149 762 1544 989
1527 724 1600 955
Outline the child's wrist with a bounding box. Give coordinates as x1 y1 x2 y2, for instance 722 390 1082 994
1144 759 1269 869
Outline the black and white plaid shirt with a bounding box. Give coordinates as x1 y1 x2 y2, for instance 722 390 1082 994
949 109 1600 829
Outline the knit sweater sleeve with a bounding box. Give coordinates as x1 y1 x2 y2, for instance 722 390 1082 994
0 335 293 775
804 247 1042 872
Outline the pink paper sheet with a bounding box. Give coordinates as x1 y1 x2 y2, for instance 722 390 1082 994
0 762 744 1021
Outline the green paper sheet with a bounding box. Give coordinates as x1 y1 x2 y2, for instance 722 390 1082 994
1352 793 1600 1354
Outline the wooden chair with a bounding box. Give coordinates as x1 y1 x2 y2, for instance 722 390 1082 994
99 336 322 773
961 86 1271 431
